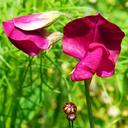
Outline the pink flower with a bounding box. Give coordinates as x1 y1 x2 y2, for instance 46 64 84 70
62 14 125 81
3 11 61 56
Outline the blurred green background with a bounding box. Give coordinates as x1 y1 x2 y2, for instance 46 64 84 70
0 0 128 128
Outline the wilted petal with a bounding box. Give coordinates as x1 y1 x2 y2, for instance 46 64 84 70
3 20 48 56
14 11 62 31
71 43 113 81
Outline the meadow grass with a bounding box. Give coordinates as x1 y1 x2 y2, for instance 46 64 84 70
0 0 128 128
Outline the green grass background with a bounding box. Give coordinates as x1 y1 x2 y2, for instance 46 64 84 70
0 0 128 128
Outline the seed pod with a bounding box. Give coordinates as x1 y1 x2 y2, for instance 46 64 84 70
63 102 77 114
67 113 76 121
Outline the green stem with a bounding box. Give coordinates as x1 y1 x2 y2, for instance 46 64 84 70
3 86 7 128
39 54 43 102
29 57 33 90
23 57 33 88
63 76 72 101
84 80 94 128
71 120 73 128
68 120 71 128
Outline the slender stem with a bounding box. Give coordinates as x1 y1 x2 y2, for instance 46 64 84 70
3 86 7 128
39 54 43 102
71 120 73 128
84 80 94 128
63 76 72 101
68 120 71 128
22 57 33 88
29 57 33 90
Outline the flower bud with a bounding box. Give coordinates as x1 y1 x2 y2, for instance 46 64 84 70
47 32 62 48
67 113 76 121
63 102 77 114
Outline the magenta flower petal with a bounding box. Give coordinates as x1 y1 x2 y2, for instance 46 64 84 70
71 43 113 81
3 20 48 56
14 13 44 31
63 14 125 81
96 57 115 77
63 18 91 59
14 11 62 31
98 16 125 63
63 14 125 60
